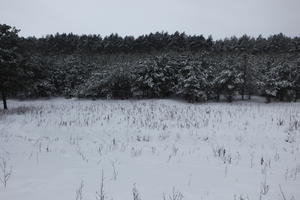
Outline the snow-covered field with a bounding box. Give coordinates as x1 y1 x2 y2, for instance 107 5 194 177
0 99 299 200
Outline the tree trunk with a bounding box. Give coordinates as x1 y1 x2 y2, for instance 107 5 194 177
226 94 233 103
266 95 271 103
295 89 299 102
279 90 284 101
216 91 220 102
1 89 7 110
241 54 247 100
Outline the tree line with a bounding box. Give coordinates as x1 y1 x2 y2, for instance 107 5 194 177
21 31 300 55
1 23 300 109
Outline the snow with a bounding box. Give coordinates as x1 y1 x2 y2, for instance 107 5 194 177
0 98 299 200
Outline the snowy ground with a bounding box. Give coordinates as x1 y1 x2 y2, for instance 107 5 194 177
0 98 299 200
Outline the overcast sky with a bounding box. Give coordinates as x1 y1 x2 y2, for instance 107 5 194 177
1 0 300 39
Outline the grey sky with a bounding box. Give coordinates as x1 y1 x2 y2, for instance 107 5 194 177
1 0 300 39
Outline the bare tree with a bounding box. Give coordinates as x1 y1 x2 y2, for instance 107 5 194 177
163 187 183 200
132 184 142 200
75 180 84 200
96 170 105 200
0 157 12 188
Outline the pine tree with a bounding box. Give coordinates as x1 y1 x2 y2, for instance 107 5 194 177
213 59 243 102
0 24 24 109
175 61 208 102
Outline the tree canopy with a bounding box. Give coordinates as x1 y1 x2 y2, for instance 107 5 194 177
1 23 300 109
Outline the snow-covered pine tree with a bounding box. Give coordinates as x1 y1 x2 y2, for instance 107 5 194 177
132 56 177 98
0 24 24 109
212 59 243 102
175 61 208 102
258 59 299 102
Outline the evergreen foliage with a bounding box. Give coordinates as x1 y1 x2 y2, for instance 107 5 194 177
1 23 300 109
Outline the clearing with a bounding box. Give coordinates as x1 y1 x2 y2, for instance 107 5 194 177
0 99 299 200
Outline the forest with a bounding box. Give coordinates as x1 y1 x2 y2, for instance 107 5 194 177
1 23 300 108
